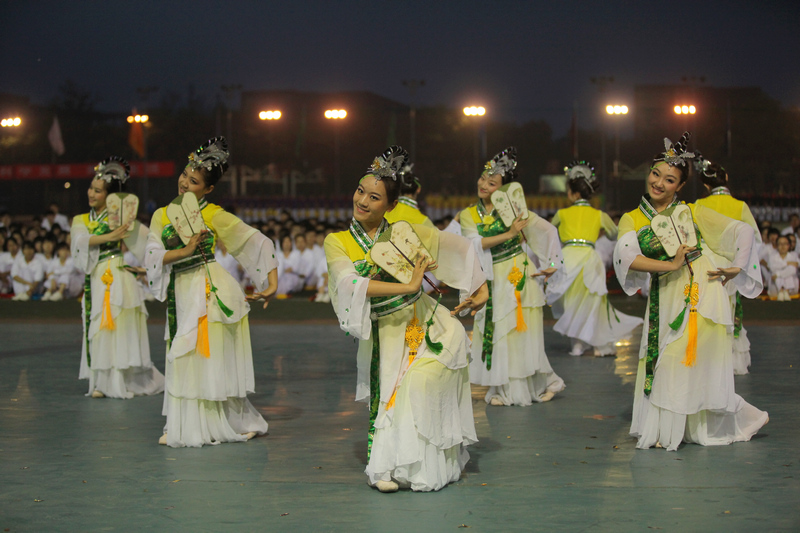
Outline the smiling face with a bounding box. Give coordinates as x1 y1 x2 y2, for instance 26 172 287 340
647 162 685 205
87 179 108 211
477 173 503 201
178 167 215 200
353 177 395 228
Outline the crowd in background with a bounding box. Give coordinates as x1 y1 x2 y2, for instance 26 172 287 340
1 202 798 303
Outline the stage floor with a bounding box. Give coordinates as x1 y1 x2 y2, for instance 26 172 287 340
1 318 797 532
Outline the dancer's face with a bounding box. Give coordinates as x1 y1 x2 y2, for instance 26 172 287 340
647 162 685 205
353 178 395 227
178 167 214 200
87 179 108 211
477 173 502 201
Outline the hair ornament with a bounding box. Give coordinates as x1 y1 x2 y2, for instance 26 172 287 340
564 160 598 192
187 136 230 172
366 145 409 181
93 156 130 184
483 147 517 178
655 131 695 167
692 150 723 179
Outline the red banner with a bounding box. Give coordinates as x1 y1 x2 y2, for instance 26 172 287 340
0 161 176 180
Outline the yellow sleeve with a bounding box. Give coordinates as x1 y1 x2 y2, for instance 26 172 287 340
618 213 635 238
211 209 258 255
600 211 618 239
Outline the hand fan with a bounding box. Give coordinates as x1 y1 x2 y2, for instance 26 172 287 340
166 193 204 245
490 182 528 226
370 221 437 286
651 204 697 257
107 193 139 230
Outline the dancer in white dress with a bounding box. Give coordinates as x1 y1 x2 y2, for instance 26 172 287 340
71 157 164 399
547 161 642 356
325 146 487 492
693 153 761 373
613 132 768 451
145 138 278 447
460 147 566 406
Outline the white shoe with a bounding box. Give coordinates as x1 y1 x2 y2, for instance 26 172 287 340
15 293 30 301
489 397 505 406
539 390 556 402
50 291 63 301
569 339 586 356
158 434 168 445
42 291 52 301
373 480 399 493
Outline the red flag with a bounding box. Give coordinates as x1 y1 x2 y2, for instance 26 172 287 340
129 121 145 158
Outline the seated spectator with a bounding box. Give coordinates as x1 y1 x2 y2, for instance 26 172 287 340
11 241 44 301
768 235 799 301
276 233 303 298
44 242 83 301
0 236 20 295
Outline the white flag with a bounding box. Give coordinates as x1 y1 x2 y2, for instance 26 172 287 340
48 116 65 156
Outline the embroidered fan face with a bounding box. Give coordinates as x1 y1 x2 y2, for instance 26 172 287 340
647 162 685 206
354 178 395 228
477 173 503 201
87 179 109 211
178 166 214 200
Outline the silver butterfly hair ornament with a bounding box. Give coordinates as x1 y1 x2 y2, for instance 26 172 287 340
187 137 230 172
94 156 131 184
692 150 720 178
565 160 597 192
367 145 409 181
656 132 695 167
483 147 517 177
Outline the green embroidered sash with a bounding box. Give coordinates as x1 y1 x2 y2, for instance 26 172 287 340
160 215 217 346
83 209 117 368
636 195 703 395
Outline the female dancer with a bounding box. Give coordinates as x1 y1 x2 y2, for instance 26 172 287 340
547 161 642 356
613 132 768 451
325 146 487 492
71 157 164 398
145 137 278 448
384 163 434 227
460 147 565 406
693 154 760 373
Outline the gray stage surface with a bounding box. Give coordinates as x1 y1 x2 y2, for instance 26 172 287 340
1 316 798 532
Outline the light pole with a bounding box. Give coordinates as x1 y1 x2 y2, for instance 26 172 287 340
463 106 486 178
221 84 243 150
674 104 698 199
127 113 150 206
325 109 347 196
605 104 628 211
259 110 282 164
402 79 425 162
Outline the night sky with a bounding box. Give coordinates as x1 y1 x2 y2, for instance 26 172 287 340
2 0 799 135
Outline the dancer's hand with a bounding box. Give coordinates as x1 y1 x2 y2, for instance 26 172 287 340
532 267 557 282
184 230 208 256
508 216 529 237
407 257 429 294
708 267 741 286
247 286 278 309
670 244 695 271
452 282 489 316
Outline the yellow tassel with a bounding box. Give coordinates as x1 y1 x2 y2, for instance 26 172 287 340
100 267 115 330
387 306 426 411
515 290 527 332
507 256 526 332
682 281 699 367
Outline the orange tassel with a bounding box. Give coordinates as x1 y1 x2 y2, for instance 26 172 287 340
682 282 699 367
100 267 115 330
514 290 527 331
195 277 212 358
197 314 210 358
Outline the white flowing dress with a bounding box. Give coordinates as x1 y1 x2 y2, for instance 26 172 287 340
146 203 277 448
461 207 566 405
71 213 164 399
614 201 768 451
325 222 484 491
